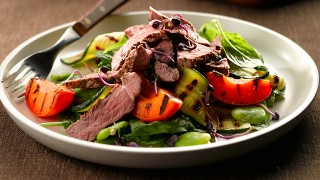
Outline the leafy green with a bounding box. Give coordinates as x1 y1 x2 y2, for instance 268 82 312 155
95 51 114 70
265 89 286 107
125 134 168 147
198 19 264 68
72 87 102 105
124 114 204 147
129 114 204 136
198 21 220 42
95 34 128 69
57 109 80 128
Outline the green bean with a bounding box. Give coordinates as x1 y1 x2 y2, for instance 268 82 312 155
96 121 129 141
39 120 72 128
231 106 270 125
50 73 71 82
175 132 211 147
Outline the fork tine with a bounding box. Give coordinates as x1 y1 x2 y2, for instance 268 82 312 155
5 66 31 88
17 90 26 98
11 71 36 93
1 60 25 82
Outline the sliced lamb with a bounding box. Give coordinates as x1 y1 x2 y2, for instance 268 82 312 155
64 71 121 89
154 60 180 82
152 39 180 82
123 43 153 72
204 58 230 76
66 72 142 141
111 25 165 71
148 7 210 46
124 25 145 38
153 38 174 63
177 43 219 68
210 35 224 55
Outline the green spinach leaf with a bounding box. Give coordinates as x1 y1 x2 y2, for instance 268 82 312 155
129 114 204 136
198 19 264 68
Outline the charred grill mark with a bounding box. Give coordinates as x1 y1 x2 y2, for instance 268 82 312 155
274 75 279 84
26 78 35 100
186 84 193 91
253 79 259 91
32 96 37 106
236 84 241 95
33 84 40 94
186 79 198 91
145 103 152 111
106 35 119 43
95 46 103 50
179 91 187 100
40 93 47 113
191 79 198 86
160 94 169 115
221 91 226 101
49 93 57 110
193 100 201 111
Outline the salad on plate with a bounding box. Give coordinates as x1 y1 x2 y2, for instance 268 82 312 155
23 7 285 147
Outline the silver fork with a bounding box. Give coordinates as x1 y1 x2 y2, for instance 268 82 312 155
1 0 128 93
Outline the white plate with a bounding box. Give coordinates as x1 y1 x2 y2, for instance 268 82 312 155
0 11 318 168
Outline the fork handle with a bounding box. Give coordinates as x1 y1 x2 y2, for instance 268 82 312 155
73 0 128 36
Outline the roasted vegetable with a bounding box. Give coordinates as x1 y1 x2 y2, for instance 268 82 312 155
231 106 270 125
175 67 209 126
206 71 272 105
96 121 129 141
132 80 182 122
175 132 211 147
61 32 126 66
25 78 74 117
208 106 252 133
265 71 285 90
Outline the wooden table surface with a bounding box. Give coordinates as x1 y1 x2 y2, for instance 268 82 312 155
1 0 319 179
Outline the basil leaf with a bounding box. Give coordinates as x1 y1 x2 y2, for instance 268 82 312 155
198 19 264 68
95 51 113 69
214 19 264 67
198 20 220 42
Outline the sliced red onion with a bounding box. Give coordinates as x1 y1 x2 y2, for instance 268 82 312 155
98 67 115 87
256 103 280 120
179 24 189 37
215 126 254 140
178 24 196 49
59 70 83 85
149 48 175 64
